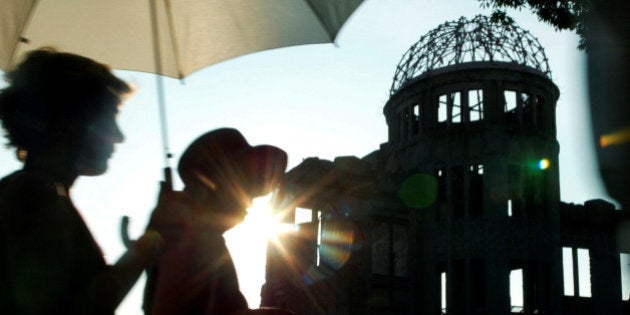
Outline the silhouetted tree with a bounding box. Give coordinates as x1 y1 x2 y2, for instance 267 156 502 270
478 0 590 50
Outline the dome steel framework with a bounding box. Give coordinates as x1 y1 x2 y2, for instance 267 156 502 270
391 15 551 95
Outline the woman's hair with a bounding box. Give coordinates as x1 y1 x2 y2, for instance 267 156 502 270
0 48 132 157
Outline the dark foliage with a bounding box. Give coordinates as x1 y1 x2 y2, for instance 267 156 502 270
478 0 590 50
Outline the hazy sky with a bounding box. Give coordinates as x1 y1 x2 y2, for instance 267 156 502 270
0 1 624 313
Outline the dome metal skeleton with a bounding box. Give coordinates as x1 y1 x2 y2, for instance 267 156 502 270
390 15 552 95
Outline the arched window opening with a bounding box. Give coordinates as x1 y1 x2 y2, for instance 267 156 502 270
468 89 484 122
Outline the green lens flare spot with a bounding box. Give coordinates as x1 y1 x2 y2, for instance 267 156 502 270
398 173 438 208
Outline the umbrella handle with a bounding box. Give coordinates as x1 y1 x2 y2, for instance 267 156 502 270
120 166 172 250
161 166 173 194
120 216 132 248
143 166 173 315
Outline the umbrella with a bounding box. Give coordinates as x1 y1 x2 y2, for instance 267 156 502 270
1 1 364 313
2 0 363 78
1 0 364 172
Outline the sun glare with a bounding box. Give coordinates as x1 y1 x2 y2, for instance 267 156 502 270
224 194 293 307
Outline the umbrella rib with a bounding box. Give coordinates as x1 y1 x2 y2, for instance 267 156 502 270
164 0 184 79
301 0 334 42
8 0 39 69
150 0 164 75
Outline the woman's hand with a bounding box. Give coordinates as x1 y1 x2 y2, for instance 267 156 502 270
146 191 199 246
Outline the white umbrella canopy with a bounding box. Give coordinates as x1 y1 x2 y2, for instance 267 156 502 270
1 0 363 78
1 1 364 313
1 0 363 173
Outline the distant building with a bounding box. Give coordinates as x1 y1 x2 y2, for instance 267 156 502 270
260 16 630 315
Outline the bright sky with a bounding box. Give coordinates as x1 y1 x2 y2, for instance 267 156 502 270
0 1 625 314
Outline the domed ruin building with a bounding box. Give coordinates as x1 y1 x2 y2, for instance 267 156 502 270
261 16 629 315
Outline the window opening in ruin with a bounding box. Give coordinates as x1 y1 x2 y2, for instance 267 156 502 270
507 199 513 217
406 107 414 138
507 165 522 218
577 248 591 297
316 210 322 266
510 268 524 312
441 271 447 312
470 260 486 309
504 90 519 124
371 221 408 278
524 166 548 221
438 95 448 123
393 224 408 277
470 164 484 217
452 166 465 219
371 222 390 275
295 207 312 224
512 92 533 125
563 247 575 295
318 216 354 271
437 168 448 220
505 90 517 112
522 94 536 127
562 247 592 297
438 92 462 124
413 104 420 135
451 93 461 123
451 260 466 309
400 110 407 141
621 253 630 300
477 164 483 174
520 93 532 110
293 208 320 268
468 89 483 121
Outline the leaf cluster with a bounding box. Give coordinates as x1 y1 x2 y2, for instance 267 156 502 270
478 0 590 50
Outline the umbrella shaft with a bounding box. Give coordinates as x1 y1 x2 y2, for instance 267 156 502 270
155 74 171 167
150 0 172 168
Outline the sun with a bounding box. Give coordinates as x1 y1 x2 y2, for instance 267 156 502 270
223 194 294 307
234 194 294 241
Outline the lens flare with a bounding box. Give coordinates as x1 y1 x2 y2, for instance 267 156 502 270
600 127 630 148
537 158 550 170
398 173 438 208
242 194 294 242
224 194 293 307
319 220 355 270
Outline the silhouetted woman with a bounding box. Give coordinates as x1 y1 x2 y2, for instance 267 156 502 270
0 48 163 314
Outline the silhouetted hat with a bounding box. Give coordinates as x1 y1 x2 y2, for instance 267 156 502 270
178 128 287 197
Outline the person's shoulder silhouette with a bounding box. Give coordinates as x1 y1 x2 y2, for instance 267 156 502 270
148 128 288 315
0 48 160 314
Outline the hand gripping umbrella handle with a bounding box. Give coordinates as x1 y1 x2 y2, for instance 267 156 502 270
120 166 172 249
116 167 172 313
160 166 173 194
120 216 133 248
143 166 173 315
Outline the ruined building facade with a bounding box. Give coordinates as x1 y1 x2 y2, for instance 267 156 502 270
260 16 630 314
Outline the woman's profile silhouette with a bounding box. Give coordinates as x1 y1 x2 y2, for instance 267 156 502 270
0 48 163 314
